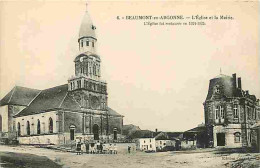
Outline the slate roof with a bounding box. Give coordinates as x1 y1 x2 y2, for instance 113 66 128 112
155 132 183 140
1 84 123 118
79 10 96 39
15 84 81 117
0 86 40 106
128 130 154 139
206 74 247 100
185 126 206 133
107 107 124 117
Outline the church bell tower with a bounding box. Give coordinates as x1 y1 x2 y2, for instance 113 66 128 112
68 4 107 111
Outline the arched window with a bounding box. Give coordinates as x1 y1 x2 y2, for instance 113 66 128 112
17 122 21 136
26 121 30 135
49 117 53 133
234 132 241 143
37 119 41 134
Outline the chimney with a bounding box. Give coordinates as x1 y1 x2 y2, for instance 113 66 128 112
245 90 249 95
155 128 158 133
238 77 242 89
232 73 237 88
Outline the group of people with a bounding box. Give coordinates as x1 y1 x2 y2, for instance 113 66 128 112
76 141 118 155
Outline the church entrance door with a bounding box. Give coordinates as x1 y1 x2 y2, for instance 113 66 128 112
93 124 99 140
70 125 76 140
113 128 117 140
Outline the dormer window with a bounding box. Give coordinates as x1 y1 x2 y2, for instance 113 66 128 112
214 85 220 94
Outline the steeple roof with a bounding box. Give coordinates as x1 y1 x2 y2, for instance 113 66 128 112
79 9 96 40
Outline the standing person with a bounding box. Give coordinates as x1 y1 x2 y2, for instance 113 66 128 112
85 143 90 154
96 141 101 154
128 146 131 154
76 142 81 155
109 144 113 154
81 142 86 154
100 143 103 154
102 143 107 154
113 144 117 154
90 143 95 154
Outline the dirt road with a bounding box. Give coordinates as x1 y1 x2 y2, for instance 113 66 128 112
0 144 259 168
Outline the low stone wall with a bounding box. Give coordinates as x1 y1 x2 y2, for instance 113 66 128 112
18 134 60 145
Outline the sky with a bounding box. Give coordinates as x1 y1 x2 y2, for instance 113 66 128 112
0 0 259 132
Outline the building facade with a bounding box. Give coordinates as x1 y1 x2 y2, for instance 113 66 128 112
136 138 156 152
203 73 260 148
0 6 124 145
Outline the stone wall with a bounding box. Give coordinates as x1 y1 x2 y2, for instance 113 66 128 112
18 134 60 144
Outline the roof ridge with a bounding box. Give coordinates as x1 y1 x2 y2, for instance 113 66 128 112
7 86 16 103
58 92 68 108
27 90 42 106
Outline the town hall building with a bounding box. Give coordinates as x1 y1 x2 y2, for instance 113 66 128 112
0 6 124 145
203 73 260 148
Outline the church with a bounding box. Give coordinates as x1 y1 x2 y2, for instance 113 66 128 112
0 6 124 144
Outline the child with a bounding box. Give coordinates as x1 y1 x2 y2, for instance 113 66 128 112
76 142 81 155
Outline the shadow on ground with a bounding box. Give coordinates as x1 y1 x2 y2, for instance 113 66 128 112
0 152 62 168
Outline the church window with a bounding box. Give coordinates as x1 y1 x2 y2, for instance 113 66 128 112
234 104 238 118
220 105 224 119
81 67 83 74
37 119 41 134
93 65 96 75
17 122 21 136
77 80 81 89
247 107 251 119
26 121 30 135
84 80 87 88
254 108 256 120
49 117 53 133
234 132 241 143
215 106 220 119
86 41 89 46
